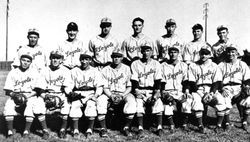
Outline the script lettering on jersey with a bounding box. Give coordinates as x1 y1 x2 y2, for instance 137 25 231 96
198 70 213 80
110 74 124 84
33 51 42 59
14 77 32 87
49 76 65 85
163 42 181 53
95 42 114 52
128 46 140 53
224 67 241 78
77 77 93 86
65 47 82 57
138 69 155 79
167 70 183 80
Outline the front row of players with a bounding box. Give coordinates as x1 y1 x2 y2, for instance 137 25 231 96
3 44 250 139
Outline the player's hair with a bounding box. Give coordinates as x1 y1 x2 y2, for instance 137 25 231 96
132 17 144 25
192 24 203 31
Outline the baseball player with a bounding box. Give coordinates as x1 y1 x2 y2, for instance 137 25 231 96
57 22 87 69
11 28 47 72
212 25 244 64
185 47 226 133
70 53 104 138
121 17 157 66
156 19 185 61
183 24 211 65
215 46 250 132
4 52 49 139
89 17 120 69
131 45 164 137
39 50 73 139
160 46 188 133
99 51 136 137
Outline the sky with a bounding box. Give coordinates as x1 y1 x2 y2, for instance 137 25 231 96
0 0 250 61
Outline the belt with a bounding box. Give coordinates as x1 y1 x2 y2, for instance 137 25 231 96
138 86 154 90
197 84 212 88
223 82 241 86
73 86 96 91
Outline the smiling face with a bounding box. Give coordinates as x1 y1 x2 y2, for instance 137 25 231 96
227 49 238 61
67 30 78 41
50 56 62 68
20 57 32 69
80 58 91 69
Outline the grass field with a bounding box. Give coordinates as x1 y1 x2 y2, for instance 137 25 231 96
0 70 250 142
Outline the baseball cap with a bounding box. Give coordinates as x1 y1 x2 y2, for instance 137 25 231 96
28 28 39 37
20 52 33 61
111 50 123 58
199 44 212 55
100 17 112 27
141 45 152 51
226 45 237 52
192 24 203 31
217 25 228 32
166 18 176 26
79 53 92 60
67 22 78 31
168 46 179 52
50 50 64 59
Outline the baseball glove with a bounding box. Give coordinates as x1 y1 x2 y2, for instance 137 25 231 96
202 92 218 106
44 95 64 111
161 92 174 105
111 93 123 105
67 92 83 102
12 92 27 106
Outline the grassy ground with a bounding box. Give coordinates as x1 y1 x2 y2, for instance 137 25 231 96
0 70 250 142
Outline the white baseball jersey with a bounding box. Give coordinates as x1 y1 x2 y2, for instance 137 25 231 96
161 60 188 91
156 34 185 60
131 59 161 87
121 34 157 60
102 64 131 93
183 40 211 63
212 39 243 61
188 59 220 85
71 66 104 90
4 67 40 93
40 65 73 94
57 39 87 68
217 59 250 85
89 34 119 64
12 45 47 71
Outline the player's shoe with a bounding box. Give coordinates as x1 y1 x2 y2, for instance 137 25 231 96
157 129 164 137
137 129 145 139
7 130 13 138
169 125 175 133
73 129 80 139
85 128 92 138
99 129 108 138
242 122 249 133
23 130 30 138
42 129 49 140
123 128 132 138
214 126 224 133
59 129 66 139
182 124 190 132
198 125 205 134
225 123 231 131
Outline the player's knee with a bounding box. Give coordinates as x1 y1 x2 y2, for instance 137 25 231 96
97 114 105 121
5 116 14 121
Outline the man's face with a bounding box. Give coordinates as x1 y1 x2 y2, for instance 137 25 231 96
67 30 78 40
168 50 179 60
217 29 228 41
101 24 112 35
193 29 203 40
132 21 143 34
50 56 62 68
80 58 90 69
20 57 32 69
227 49 238 61
28 34 39 47
166 24 176 35
141 49 152 59
112 56 123 65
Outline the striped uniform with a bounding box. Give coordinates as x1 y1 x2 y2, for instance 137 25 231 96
131 59 163 114
161 60 188 115
122 35 157 61
4 67 46 118
156 34 185 60
99 63 136 114
70 66 104 118
12 45 47 72
89 35 119 64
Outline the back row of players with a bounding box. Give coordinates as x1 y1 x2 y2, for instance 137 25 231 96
4 17 250 139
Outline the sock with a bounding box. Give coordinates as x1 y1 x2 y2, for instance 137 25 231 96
183 113 189 126
197 117 203 127
38 115 48 130
167 115 174 126
156 114 162 129
217 116 224 127
224 114 230 125
137 116 143 129
124 115 134 129
237 103 244 119
88 117 95 131
24 117 34 132
5 116 14 131
72 118 79 131
242 113 248 123
61 115 68 130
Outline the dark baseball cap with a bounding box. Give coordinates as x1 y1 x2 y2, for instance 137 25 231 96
20 52 33 61
28 28 39 37
67 22 78 31
168 46 179 52
111 52 123 58
141 45 152 51
166 18 176 26
79 53 92 60
217 25 228 32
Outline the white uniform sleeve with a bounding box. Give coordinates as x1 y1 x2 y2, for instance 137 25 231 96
4 71 15 91
131 62 139 81
154 61 162 80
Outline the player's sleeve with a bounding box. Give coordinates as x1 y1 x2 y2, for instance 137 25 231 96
156 38 163 59
3 71 15 91
131 62 139 81
101 67 110 89
94 69 104 88
121 40 128 58
125 66 132 87
63 68 74 94
241 61 250 81
160 64 166 83
154 61 162 80
182 43 192 62
187 63 196 82
11 46 24 68
88 39 95 57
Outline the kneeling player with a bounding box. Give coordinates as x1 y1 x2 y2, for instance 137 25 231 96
98 51 136 137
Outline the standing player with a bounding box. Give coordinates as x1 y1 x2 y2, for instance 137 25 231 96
183 24 211 65
57 22 86 69
98 51 136 137
212 25 243 64
156 19 184 61
131 45 164 137
216 46 250 132
12 28 47 72
160 46 188 133
4 52 49 139
89 17 120 69
70 53 104 138
39 50 73 139
121 17 157 66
